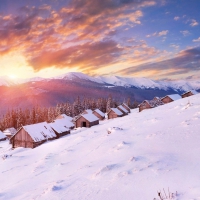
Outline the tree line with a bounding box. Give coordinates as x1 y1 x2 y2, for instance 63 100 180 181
0 96 138 131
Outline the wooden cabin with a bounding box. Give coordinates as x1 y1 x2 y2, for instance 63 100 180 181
107 108 123 119
49 120 70 138
122 103 131 113
138 99 164 112
161 94 182 104
55 114 73 121
54 114 75 129
0 131 6 142
181 90 198 98
82 109 93 115
10 122 56 149
75 113 99 128
93 109 105 120
3 127 17 139
153 97 160 101
117 105 129 116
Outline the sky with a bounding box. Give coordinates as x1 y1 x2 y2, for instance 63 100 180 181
0 0 200 80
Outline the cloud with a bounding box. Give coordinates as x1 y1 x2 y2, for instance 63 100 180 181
190 19 198 27
174 16 180 21
170 44 179 49
117 47 200 78
180 30 190 36
158 30 168 36
193 37 200 42
146 30 168 37
28 40 123 71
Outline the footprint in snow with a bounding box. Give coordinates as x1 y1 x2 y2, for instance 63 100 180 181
93 164 119 177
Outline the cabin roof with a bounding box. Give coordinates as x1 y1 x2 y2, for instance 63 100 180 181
22 122 56 142
94 109 105 117
49 120 70 134
81 113 99 122
54 118 74 128
109 108 123 116
139 99 164 108
84 109 93 114
57 114 73 121
0 130 6 140
3 127 17 135
182 90 198 95
122 103 130 109
162 94 182 101
118 105 129 113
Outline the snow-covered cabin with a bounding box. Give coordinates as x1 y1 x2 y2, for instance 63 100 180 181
181 90 198 98
75 113 99 128
107 108 123 119
138 99 164 112
93 109 105 120
117 105 129 116
3 127 17 139
161 94 182 104
122 103 131 113
82 109 93 115
49 120 70 138
55 114 73 121
153 97 160 101
10 122 56 148
54 114 74 129
0 130 6 142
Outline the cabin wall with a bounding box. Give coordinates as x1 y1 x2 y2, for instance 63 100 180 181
12 129 34 148
139 102 151 112
182 92 193 98
108 110 119 119
93 111 105 120
89 120 99 127
161 96 173 104
75 116 90 128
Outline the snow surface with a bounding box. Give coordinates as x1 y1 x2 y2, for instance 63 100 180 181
110 108 123 116
3 128 17 136
0 94 200 199
0 130 6 140
53 119 74 129
94 109 105 117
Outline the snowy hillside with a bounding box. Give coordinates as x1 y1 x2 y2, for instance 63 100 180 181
1 94 200 199
1 72 200 91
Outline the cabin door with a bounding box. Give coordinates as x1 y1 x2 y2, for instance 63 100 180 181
82 122 87 127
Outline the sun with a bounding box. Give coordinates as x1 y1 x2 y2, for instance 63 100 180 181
8 74 17 79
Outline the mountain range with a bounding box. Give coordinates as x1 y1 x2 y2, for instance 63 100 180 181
1 72 200 91
0 72 199 115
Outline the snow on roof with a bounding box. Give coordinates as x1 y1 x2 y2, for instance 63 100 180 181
139 99 164 108
122 103 130 109
110 108 123 116
54 118 74 128
57 114 73 121
23 122 56 142
166 94 182 101
0 130 6 140
81 113 99 122
94 109 105 117
182 90 198 95
3 127 17 136
118 105 129 113
84 109 93 114
49 120 70 134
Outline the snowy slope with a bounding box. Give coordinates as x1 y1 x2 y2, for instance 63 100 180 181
1 94 200 199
